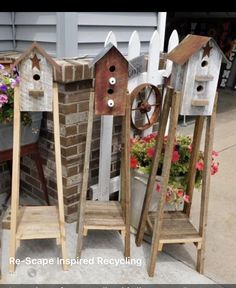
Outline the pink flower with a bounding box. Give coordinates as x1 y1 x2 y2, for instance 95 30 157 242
172 150 180 163
183 195 190 203
188 144 193 152
156 183 161 193
130 156 138 169
0 94 8 107
212 150 219 157
196 160 204 171
146 147 155 158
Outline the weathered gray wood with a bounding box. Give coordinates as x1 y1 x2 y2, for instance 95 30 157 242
76 91 95 257
19 49 53 112
135 86 173 247
197 92 218 273
180 41 222 116
148 91 181 277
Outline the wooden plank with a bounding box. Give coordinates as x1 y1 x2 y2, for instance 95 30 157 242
124 92 131 258
16 206 60 239
148 90 181 277
53 83 67 271
28 90 44 97
9 86 21 273
135 86 173 247
76 91 95 257
195 75 214 81
184 116 204 216
197 92 218 274
85 201 125 226
191 99 209 107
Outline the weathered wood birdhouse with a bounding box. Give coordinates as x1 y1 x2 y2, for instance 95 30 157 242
89 43 128 115
167 34 228 115
13 42 60 112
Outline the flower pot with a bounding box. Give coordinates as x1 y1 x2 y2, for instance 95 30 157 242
131 169 184 231
0 112 42 152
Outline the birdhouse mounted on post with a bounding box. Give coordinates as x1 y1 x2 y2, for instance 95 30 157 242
13 42 60 112
89 43 128 116
167 34 228 116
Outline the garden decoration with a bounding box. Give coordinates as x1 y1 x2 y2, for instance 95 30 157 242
135 35 227 277
76 43 131 258
130 83 162 131
8 42 67 272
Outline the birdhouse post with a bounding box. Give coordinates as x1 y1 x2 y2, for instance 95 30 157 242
76 44 131 259
9 42 67 272
167 35 228 116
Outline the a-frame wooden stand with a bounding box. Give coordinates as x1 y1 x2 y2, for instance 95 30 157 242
9 84 67 272
136 86 218 277
76 91 131 258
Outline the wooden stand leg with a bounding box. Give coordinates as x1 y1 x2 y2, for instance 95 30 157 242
76 92 95 258
184 116 205 216
123 93 131 259
135 86 174 247
197 93 218 273
9 86 21 273
53 83 68 271
148 91 181 277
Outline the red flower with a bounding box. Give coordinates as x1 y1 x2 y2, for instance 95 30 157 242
130 138 136 145
183 195 190 203
196 160 204 171
156 183 161 193
146 147 155 158
177 189 184 197
130 156 138 169
211 162 219 175
172 150 180 163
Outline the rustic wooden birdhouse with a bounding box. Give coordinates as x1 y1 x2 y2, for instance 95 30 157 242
167 34 228 116
89 43 128 115
13 42 60 112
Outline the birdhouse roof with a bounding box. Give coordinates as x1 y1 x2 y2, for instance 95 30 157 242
88 42 128 68
13 41 60 71
166 34 229 65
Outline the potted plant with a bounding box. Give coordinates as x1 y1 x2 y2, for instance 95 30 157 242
0 64 42 151
130 132 219 230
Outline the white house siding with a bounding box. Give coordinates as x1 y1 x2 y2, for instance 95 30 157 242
0 12 158 58
77 12 157 57
0 12 13 51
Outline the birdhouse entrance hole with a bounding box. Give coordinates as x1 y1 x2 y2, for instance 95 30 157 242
107 88 114 94
201 60 208 67
33 74 40 81
109 65 116 72
197 85 204 92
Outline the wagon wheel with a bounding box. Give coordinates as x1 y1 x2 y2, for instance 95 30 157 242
130 83 162 131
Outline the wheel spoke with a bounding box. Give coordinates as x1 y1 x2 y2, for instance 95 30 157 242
147 86 154 101
145 112 151 125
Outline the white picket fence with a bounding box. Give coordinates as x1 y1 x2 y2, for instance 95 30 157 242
91 18 179 201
